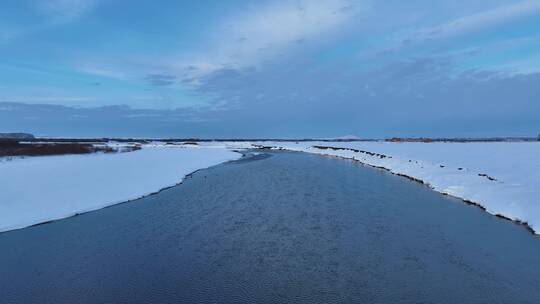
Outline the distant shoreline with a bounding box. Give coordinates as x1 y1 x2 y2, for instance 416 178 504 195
15 136 540 143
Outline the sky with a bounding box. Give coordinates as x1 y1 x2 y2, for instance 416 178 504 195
0 0 539 138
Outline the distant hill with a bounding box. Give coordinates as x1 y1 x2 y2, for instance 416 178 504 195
0 133 35 140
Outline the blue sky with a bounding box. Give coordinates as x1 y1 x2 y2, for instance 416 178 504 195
0 0 539 137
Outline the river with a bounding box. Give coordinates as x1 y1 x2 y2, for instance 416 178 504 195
1 151 539 303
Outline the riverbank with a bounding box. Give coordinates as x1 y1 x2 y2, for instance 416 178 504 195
252 141 540 234
0 141 120 157
0 143 241 232
2 139 539 235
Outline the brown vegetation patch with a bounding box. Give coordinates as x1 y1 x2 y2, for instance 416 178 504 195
0 142 115 157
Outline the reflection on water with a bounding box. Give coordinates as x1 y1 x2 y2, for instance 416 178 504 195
1 151 539 303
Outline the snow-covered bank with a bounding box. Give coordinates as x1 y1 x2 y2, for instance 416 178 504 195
0 145 240 233
3 140 538 235
259 141 540 234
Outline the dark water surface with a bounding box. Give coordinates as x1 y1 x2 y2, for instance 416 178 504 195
1 151 540 303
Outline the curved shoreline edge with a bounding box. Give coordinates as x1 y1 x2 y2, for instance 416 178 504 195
2 142 538 237
256 144 539 236
0 147 243 234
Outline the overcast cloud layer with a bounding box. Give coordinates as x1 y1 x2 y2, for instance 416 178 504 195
1 0 539 137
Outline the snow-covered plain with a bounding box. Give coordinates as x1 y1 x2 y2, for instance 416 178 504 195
255 141 540 234
2 140 539 235
0 144 240 233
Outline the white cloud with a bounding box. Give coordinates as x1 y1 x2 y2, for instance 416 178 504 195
404 1 540 44
489 53 540 75
178 0 361 83
77 64 127 80
0 0 98 43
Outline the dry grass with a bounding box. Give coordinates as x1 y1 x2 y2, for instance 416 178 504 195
0 141 115 157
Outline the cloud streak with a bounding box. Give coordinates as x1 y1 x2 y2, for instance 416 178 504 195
0 0 98 43
400 0 540 46
145 74 177 86
178 0 361 83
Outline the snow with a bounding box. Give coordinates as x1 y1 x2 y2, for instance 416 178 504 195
3 139 539 235
0 145 240 233
259 141 540 234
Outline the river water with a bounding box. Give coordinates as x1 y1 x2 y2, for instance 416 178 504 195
1 151 539 303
